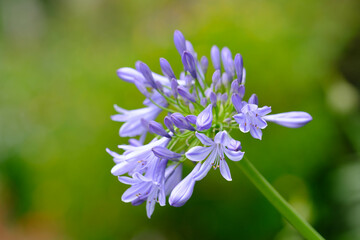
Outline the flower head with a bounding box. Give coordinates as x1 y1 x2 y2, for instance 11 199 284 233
107 30 312 217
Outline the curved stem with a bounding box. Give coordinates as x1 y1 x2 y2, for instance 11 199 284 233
236 157 325 240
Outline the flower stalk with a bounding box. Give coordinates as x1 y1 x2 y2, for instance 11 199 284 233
236 157 325 240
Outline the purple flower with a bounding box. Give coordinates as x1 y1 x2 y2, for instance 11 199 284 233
233 103 272 140
110 137 170 176
111 103 164 138
169 163 201 207
263 112 312 128
186 131 244 181
171 78 178 98
196 104 213 131
119 158 167 218
117 67 169 86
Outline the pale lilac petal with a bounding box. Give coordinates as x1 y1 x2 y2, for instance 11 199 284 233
224 148 244 161
195 132 214 146
263 111 312 128
111 161 133 176
146 188 157 218
220 160 232 181
186 146 213 161
214 131 230 146
250 125 263 140
257 106 272 116
253 116 268 129
193 149 217 181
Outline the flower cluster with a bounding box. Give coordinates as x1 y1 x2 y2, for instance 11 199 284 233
107 30 312 218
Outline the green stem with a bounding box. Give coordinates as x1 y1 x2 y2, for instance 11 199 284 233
236 157 325 240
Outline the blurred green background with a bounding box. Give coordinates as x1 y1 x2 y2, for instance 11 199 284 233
0 0 360 239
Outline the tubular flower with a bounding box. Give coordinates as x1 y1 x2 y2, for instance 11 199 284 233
107 30 312 217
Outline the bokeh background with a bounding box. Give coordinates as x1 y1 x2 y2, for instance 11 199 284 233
1 0 360 239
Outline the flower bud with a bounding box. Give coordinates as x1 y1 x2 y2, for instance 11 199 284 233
152 146 182 160
234 53 243 83
171 78 178 98
200 56 209 75
174 30 186 55
211 45 221 70
160 58 176 79
164 116 175 133
263 112 312 128
137 62 156 88
170 113 196 131
196 104 213 131
177 86 196 103
148 121 171 138
181 51 197 79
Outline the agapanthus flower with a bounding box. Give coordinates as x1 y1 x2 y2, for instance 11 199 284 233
107 30 312 218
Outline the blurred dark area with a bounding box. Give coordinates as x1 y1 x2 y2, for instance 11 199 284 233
0 0 359 239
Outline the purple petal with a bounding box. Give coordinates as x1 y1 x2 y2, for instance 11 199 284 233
193 150 217 181
224 148 244 161
233 113 250 133
185 115 197 124
186 146 213 161
220 159 232 181
250 125 263 140
226 139 242 151
232 94 243 113
195 132 214 146
257 106 272 116
111 161 133 176
196 104 213 131
146 188 157 218
214 131 230 146
263 111 312 128
248 94 258 105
